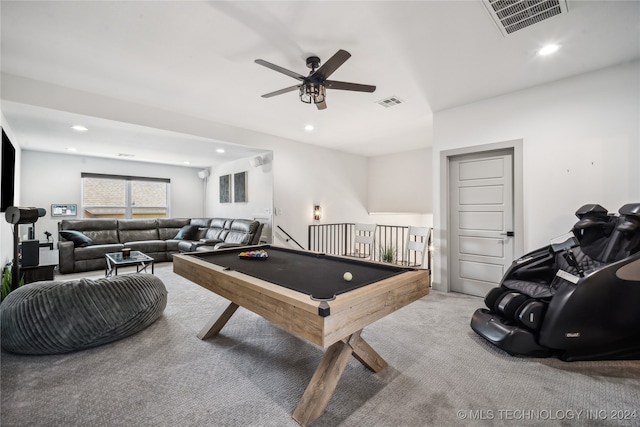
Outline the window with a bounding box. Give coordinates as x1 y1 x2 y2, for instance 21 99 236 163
81 173 170 219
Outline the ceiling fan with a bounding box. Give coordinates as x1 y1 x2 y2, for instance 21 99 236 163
255 49 376 110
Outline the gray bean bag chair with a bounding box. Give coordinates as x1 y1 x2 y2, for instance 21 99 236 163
0 274 167 355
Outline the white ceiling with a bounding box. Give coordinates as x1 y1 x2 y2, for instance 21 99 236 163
1 0 639 167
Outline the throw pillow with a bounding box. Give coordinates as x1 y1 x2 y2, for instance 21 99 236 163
59 230 94 248
174 225 198 240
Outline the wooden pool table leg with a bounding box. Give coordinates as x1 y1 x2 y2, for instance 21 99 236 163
197 302 239 340
292 329 388 426
348 330 388 373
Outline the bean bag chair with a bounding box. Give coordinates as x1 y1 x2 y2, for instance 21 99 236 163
0 274 167 355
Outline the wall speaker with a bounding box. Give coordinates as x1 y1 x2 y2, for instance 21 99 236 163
250 155 264 167
21 240 40 267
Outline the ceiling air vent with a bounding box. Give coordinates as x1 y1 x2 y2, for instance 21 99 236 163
376 96 403 108
482 0 568 36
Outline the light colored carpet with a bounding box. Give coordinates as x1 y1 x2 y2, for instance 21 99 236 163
1 263 639 427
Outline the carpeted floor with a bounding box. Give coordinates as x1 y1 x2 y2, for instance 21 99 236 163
1 263 639 427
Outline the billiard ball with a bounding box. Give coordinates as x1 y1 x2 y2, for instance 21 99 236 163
343 272 353 281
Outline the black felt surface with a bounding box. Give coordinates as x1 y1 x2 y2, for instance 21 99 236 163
196 246 408 300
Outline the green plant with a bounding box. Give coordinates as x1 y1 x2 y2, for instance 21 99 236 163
1 265 24 302
379 245 397 263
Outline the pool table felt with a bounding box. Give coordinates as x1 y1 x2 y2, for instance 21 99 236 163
196 248 410 300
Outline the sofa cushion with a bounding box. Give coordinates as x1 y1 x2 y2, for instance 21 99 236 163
59 230 94 248
124 240 166 254
223 219 260 245
174 225 199 240
118 219 159 243
165 239 181 253
190 218 212 228
158 218 190 240
204 218 232 240
74 244 125 261
59 219 119 245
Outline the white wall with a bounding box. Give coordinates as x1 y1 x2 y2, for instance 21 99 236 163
0 113 22 267
3 76 436 253
209 153 274 241
270 138 370 247
368 147 432 214
18 150 205 247
432 61 640 292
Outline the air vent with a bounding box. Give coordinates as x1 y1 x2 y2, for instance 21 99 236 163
117 153 136 157
376 96 403 108
482 0 568 36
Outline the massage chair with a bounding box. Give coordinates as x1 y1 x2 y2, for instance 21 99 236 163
470 203 640 361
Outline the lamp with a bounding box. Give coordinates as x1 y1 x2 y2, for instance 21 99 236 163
313 205 321 221
4 207 46 290
5 206 45 224
300 83 326 105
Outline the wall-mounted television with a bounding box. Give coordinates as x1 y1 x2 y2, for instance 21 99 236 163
1 128 16 212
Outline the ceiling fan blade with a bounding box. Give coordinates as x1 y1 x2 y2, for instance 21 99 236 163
255 59 305 81
325 80 376 93
316 100 327 110
261 85 300 98
314 49 351 80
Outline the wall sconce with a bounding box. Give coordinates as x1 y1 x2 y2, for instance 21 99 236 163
313 205 321 221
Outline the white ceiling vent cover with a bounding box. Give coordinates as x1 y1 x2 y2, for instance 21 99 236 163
482 0 568 36
376 96 403 108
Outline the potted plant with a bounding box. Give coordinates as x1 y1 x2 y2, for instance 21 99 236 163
379 245 397 263
1 264 24 302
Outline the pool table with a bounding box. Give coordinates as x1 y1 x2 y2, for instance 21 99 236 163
173 245 429 426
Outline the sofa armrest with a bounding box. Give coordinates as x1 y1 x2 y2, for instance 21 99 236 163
58 241 76 274
199 238 223 246
213 242 247 250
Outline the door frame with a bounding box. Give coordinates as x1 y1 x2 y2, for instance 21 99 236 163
436 139 524 293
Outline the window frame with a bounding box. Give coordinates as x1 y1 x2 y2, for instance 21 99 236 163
81 173 171 219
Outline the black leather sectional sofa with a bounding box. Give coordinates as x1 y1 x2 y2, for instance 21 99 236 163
58 217 263 274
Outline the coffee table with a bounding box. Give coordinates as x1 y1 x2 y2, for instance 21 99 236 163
105 251 154 277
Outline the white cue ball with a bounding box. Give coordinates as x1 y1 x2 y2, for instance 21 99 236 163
343 272 353 281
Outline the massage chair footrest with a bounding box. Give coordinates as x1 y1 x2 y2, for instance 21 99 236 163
470 309 552 358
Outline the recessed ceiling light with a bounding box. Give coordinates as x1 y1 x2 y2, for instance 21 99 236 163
66 147 77 152
216 148 225 154
538 44 560 56
183 161 191 165
71 125 88 132
304 124 314 132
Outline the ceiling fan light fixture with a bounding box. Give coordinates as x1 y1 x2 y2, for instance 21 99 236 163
299 83 326 105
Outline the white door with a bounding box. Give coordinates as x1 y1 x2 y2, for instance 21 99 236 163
449 151 514 297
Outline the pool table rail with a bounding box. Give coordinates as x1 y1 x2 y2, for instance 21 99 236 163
173 251 429 348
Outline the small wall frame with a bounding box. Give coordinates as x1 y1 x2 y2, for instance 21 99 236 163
51 204 77 217
233 171 247 203
219 174 231 203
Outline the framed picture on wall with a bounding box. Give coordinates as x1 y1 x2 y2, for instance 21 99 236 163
234 171 247 203
219 174 231 203
51 204 77 217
